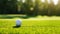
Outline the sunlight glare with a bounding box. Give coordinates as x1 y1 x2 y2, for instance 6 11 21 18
32 0 35 2
41 0 45 3
22 0 25 3
48 0 51 4
53 0 58 5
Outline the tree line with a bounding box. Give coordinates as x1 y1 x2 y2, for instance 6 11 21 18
0 0 60 16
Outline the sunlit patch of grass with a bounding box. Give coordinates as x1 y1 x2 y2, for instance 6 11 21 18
0 17 60 34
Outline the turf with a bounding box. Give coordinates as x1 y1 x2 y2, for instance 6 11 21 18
0 18 60 34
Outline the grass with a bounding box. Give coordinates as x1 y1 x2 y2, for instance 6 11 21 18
0 16 60 34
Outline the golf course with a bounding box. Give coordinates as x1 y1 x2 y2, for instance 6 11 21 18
0 16 60 34
0 0 60 34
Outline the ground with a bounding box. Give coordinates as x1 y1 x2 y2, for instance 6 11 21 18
0 16 60 34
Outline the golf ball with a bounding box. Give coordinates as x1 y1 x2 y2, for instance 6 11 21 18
16 19 22 25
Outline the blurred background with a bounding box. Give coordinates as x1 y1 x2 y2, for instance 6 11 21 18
0 0 60 16
0 0 60 34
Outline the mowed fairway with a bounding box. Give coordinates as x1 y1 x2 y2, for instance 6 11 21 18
0 17 60 34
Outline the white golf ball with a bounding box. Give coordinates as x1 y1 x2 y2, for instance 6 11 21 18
16 19 22 26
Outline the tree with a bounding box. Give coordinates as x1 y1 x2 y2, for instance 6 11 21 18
17 0 26 14
0 0 8 14
40 0 48 15
48 0 55 16
33 0 40 16
7 0 17 14
24 0 34 16
55 0 60 16
44 0 48 15
0 0 17 14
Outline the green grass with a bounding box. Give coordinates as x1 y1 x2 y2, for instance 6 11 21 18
0 17 60 34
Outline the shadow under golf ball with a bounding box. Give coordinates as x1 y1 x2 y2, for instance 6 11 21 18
13 25 21 28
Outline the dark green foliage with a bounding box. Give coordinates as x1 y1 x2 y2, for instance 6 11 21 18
0 0 60 16
0 0 17 14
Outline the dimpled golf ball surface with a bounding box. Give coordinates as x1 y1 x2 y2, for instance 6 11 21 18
16 19 22 26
